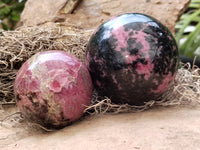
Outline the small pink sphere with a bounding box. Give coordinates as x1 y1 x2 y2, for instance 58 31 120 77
14 51 93 128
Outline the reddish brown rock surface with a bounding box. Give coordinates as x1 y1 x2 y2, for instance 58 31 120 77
19 0 190 33
1 105 200 150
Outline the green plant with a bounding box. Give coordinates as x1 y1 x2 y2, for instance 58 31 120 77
175 0 200 58
0 0 26 30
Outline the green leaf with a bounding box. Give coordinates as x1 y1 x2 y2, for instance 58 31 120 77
181 22 200 57
1 22 8 30
11 0 26 11
176 9 200 45
0 9 7 19
2 0 12 4
10 11 20 21
175 0 200 58
3 6 10 14
0 0 27 30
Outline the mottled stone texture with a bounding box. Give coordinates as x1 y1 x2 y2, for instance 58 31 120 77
14 51 93 128
86 13 179 105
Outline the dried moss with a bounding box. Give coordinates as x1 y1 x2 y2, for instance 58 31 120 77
0 24 200 120
85 64 200 115
0 23 93 104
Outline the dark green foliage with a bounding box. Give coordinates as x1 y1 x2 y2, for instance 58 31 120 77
0 0 26 30
175 0 200 58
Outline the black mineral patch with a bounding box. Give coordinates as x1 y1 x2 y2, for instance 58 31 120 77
86 13 179 106
27 92 39 107
16 94 21 102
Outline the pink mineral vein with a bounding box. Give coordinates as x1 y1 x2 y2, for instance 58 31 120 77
151 72 175 94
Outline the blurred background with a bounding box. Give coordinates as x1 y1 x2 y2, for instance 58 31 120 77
0 0 199 59
175 0 200 59
0 0 26 30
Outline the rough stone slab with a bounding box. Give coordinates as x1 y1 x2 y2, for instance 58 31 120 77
20 0 191 33
1 105 200 150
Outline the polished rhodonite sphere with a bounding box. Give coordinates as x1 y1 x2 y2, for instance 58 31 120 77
86 13 179 106
14 50 93 128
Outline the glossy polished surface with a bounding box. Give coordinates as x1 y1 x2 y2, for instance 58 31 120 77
14 51 93 128
86 13 179 105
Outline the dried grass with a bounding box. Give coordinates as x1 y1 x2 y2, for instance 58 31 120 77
0 24 200 130
0 23 93 104
84 64 200 115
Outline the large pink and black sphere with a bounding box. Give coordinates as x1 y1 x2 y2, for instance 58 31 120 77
86 13 179 106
